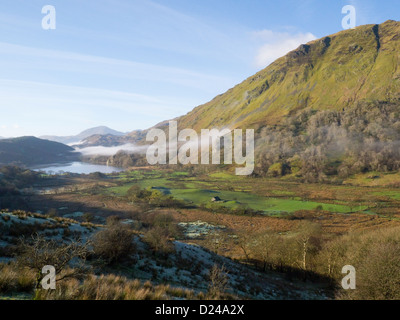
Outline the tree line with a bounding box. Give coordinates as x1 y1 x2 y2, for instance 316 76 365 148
254 99 400 182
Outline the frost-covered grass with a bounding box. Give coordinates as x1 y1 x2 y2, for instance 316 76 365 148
0 211 99 246
178 220 225 239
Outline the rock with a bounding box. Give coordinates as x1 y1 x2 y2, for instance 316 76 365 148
211 196 221 202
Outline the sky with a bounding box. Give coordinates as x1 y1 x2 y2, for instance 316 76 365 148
0 0 399 137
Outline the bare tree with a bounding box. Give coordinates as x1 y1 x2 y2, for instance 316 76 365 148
236 231 252 262
295 221 322 271
16 234 89 290
207 264 229 300
251 230 280 271
205 230 229 256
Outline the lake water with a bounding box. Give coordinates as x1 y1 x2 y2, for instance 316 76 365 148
31 162 124 174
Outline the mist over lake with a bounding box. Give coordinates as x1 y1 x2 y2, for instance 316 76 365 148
31 161 124 174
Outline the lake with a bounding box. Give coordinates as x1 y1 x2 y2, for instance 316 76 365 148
31 162 124 174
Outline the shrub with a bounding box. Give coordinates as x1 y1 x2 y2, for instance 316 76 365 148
143 226 175 256
92 220 136 264
267 163 284 177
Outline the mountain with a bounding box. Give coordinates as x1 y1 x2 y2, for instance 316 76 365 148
75 126 126 139
105 20 400 182
0 136 79 167
175 20 400 131
75 129 147 148
76 21 400 182
41 126 126 145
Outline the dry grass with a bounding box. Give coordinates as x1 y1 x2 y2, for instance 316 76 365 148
169 207 399 236
0 268 202 300
0 264 36 294
34 274 202 300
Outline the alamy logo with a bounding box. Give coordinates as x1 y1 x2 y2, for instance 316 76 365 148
341 265 356 290
342 5 356 30
41 265 56 290
146 121 254 175
42 5 56 30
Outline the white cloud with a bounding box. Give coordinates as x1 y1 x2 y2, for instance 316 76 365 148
253 30 316 68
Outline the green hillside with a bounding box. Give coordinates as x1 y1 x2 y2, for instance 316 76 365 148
109 21 400 182
177 20 400 131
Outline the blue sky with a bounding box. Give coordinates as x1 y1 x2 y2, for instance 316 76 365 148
0 0 399 137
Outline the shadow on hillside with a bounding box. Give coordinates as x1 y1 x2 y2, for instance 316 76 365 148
0 191 135 222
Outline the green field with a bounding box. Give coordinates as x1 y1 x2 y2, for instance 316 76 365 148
105 170 370 216
371 191 400 201
169 188 358 215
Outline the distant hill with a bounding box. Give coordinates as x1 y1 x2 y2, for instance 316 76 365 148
41 126 126 145
76 134 129 148
0 136 79 167
75 129 146 149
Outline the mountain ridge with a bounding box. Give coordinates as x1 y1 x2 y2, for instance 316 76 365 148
173 20 400 131
71 20 400 145
41 126 126 145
